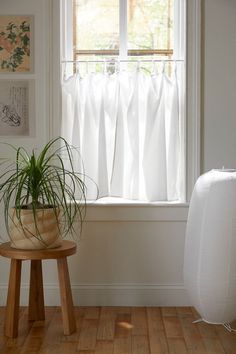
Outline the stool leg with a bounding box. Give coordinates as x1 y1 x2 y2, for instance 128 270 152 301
57 257 76 335
5 259 22 338
28 260 45 321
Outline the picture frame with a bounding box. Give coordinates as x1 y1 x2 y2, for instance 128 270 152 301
0 15 34 73
0 79 35 136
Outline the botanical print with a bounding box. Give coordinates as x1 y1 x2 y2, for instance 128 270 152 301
0 16 31 72
0 80 29 136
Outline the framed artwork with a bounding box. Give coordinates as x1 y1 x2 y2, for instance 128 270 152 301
0 80 34 136
0 16 33 73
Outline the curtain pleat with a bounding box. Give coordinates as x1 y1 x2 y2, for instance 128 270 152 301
62 69 181 201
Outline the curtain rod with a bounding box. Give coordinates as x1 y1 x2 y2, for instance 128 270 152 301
62 59 184 64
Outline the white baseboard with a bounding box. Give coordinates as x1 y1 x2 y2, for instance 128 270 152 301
0 283 190 306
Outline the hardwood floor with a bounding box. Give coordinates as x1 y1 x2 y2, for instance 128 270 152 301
0 306 235 353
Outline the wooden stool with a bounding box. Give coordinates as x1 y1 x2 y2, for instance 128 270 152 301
0 240 77 338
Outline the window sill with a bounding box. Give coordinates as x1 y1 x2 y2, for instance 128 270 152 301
86 197 188 207
84 198 189 222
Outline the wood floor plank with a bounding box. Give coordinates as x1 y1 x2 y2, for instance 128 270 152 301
19 338 45 354
147 308 169 354
38 308 64 348
84 307 100 320
201 337 225 354
215 325 236 354
163 316 184 338
114 336 132 354
19 307 56 353
115 313 132 338
95 340 114 354
147 307 164 332
176 307 194 318
97 307 115 341
115 307 131 315
217 338 236 354
167 338 188 354
179 313 207 354
132 335 150 354
39 342 78 354
197 321 218 339
148 330 169 354
131 307 148 336
162 308 178 317
77 319 98 351
0 346 22 354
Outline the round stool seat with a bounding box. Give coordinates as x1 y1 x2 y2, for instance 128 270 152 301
0 240 76 260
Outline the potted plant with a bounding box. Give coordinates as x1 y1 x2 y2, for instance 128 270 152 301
0 137 86 249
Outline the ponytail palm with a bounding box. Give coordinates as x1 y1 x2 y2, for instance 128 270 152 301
0 137 86 246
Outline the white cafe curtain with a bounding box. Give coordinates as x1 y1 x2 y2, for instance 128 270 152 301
61 67 182 201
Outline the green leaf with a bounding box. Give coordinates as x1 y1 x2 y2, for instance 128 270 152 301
21 34 29 47
20 21 30 32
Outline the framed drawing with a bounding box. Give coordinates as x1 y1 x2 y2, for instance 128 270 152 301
0 16 33 73
0 80 34 136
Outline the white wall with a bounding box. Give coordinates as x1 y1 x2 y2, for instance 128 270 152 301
0 0 235 306
203 0 236 171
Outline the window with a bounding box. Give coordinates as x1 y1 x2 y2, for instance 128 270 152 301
71 0 179 76
74 0 174 60
58 0 198 203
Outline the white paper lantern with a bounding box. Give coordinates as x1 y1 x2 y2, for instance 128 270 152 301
184 169 236 324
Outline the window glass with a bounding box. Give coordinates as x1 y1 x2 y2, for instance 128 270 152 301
127 0 173 52
75 0 119 51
